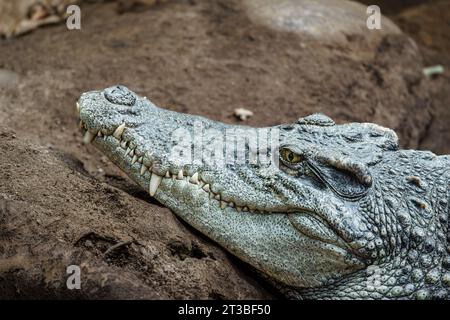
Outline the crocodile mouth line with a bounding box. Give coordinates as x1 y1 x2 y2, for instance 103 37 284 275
289 211 349 250
78 102 268 214
289 210 369 262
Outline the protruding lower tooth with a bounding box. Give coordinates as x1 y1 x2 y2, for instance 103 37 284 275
129 149 135 157
113 123 126 140
76 102 80 113
165 171 170 178
220 201 227 209
120 140 127 149
125 147 131 156
140 165 148 175
132 154 138 164
83 131 96 144
97 131 102 137
202 184 210 192
149 173 162 196
189 172 199 184
228 202 235 208
249 209 255 213
236 207 242 212
214 194 220 201
138 157 143 164
243 207 249 212
177 170 184 180
209 192 214 199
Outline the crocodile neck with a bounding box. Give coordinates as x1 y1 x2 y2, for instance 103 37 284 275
296 163 450 300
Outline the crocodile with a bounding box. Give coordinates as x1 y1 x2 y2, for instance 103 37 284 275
77 85 450 300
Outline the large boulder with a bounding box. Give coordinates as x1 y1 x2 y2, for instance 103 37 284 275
0 127 272 299
243 0 401 44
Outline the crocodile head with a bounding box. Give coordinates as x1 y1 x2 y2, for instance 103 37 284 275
77 85 450 299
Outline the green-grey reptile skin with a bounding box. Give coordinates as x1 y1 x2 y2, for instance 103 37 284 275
77 85 450 300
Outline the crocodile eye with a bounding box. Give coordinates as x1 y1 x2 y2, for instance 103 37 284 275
280 148 303 164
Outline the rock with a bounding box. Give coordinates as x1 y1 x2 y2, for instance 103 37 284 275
396 1 450 52
422 65 444 78
0 128 273 299
243 0 401 46
0 69 19 89
392 0 450 155
234 108 254 121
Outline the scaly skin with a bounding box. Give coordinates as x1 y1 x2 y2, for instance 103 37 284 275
77 85 450 300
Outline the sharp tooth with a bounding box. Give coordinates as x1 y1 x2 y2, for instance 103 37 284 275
76 102 80 113
209 192 214 199
125 147 131 156
165 171 170 178
113 123 126 140
228 202 235 208
129 149 135 157
236 207 242 212
97 131 102 137
83 131 96 144
138 157 143 164
214 194 220 201
120 140 127 149
132 154 138 164
149 173 162 196
220 201 227 209
189 172 199 184
177 170 184 180
202 184 210 192
140 165 148 175
243 207 249 212
249 209 255 213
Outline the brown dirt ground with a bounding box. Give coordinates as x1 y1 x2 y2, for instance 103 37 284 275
0 0 449 299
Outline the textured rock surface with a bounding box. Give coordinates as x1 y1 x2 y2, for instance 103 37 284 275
0 127 272 299
243 0 401 44
394 1 450 156
0 0 447 298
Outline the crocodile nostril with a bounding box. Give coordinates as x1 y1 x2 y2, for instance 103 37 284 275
104 85 136 106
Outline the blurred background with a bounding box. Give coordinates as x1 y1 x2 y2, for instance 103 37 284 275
0 0 449 299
